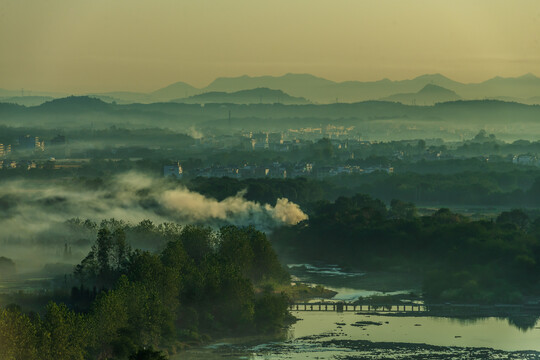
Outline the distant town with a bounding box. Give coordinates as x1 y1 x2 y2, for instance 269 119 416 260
2 126 540 181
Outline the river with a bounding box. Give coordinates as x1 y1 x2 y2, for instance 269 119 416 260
175 264 540 359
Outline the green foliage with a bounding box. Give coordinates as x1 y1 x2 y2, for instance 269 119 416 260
1 223 291 359
219 226 289 284
254 292 290 333
496 209 530 230
272 193 540 304
75 226 131 288
40 302 89 360
0 257 16 277
179 225 215 264
311 138 334 162
129 347 167 360
0 307 38 360
89 283 130 356
389 199 417 220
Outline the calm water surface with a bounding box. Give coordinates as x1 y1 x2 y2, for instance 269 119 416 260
176 311 540 359
175 264 540 359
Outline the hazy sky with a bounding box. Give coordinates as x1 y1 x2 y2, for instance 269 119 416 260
1 0 539 93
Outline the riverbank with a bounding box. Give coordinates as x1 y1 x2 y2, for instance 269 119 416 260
168 261 540 359
173 311 540 359
287 264 422 301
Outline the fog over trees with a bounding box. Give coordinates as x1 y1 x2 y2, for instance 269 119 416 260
4 74 540 358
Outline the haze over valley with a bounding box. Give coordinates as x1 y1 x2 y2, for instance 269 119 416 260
3 1 540 359
3 72 540 106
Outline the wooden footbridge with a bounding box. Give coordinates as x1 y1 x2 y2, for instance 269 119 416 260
290 302 425 313
290 302 540 315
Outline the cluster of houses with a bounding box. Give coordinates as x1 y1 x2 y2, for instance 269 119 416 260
191 130 366 153
18 135 45 152
0 159 36 170
512 154 540 166
0 134 68 159
0 144 12 157
0 158 83 170
163 162 393 180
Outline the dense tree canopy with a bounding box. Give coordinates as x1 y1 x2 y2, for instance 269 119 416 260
0 224 291 359
272 194 540 304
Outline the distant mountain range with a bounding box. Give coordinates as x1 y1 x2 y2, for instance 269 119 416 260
0 96 55 107
172 88 310 105
3 95 540 142
150 81 199 100
1 72 540 105
197 73 540 104
380 84 461 105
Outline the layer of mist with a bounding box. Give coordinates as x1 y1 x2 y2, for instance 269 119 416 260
0 172 307 273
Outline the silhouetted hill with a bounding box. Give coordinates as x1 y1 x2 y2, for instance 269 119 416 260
172 87 310 104
199 73 540 104
200 73 466 103
206 73 334 94
0 88 66 98
88 92 149 104
0 102 26 115
88 82 200 104
6 72 540 105
1 96 539 135
0 96 54 106
382 84 461 105
37 96 112 112
151 81 199 100
526 96 540 105
460 73 540 99
410 73 459 87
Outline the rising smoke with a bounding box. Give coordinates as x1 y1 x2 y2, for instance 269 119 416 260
0 172 307 272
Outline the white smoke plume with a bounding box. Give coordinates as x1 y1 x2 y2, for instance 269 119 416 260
0 172 307 272
161 189 307 226
186 126 204 139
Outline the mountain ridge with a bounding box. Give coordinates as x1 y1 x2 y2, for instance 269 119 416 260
381 84 461 105
172 87 310 105
2 73 539 105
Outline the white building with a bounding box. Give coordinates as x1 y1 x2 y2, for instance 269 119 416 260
163 163 183 179
513 154 539 166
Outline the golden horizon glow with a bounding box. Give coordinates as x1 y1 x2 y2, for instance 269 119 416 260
1 0 539 93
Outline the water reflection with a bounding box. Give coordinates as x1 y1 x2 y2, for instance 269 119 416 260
288 263 366 278
175 264 540 359
407 314 540 332
507 315 540 331
177 311 540 359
